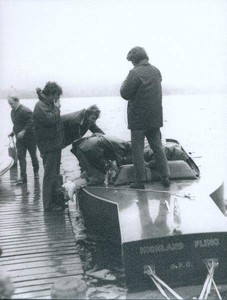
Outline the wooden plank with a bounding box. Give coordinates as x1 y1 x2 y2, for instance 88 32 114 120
0 250 78 262
13 274 84 288
1 257 81 271
0 255 79 266
12 289 51 299
0 230 75 240
1 242 76 253
11 269 83 283
13 283 52 295
1 237 76 252
6 261 81 277
0 225 72 232
0 218 71 225
0 232 74 242
12 290 51 299
0 237 75 248
1 246 78 258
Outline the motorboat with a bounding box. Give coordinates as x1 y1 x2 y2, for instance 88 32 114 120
76 139 227 292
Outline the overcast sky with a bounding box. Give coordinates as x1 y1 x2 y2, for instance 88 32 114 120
0 0 227 93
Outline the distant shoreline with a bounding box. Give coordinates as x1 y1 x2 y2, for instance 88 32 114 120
1 85 227 100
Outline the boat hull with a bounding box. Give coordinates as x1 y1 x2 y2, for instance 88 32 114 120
77 182 227 291
123 232 227 291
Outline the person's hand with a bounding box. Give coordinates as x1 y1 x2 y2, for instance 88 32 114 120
54 99 61 108
16 130 25 140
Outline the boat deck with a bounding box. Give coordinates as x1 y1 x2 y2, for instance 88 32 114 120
77 151 227 295
0 155 83 299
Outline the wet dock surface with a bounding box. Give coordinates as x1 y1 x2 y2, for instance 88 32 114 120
0 157 84 299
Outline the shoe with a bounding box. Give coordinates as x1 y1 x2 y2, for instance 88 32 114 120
16 177 27 185
34 172 39 179
130 182 145 189
161 176 171 187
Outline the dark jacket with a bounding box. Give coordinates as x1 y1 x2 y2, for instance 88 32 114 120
71 135 129 171
33 97 64 154
10 104 34 137
61 109 104 147
120 60 163 130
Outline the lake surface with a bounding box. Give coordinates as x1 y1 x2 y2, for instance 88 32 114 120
0 94 227 194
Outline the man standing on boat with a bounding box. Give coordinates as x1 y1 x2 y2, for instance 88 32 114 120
120 46 170 189
8 96 39 184
33 82 64 211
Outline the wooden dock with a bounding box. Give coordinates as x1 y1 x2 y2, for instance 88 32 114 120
0 154 84 299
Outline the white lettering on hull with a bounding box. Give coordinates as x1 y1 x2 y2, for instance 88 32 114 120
140 238 220 255
140 242 184 254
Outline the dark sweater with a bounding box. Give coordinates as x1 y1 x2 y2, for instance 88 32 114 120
10 104 34 136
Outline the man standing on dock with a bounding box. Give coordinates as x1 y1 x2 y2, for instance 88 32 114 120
120 46 170 189
8 96 39 184
33 82 64 211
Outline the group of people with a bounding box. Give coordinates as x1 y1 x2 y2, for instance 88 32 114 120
8 46 171 211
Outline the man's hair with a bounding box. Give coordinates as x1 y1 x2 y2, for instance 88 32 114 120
43 81 63 96
85 105 101 118
127 46 149 64
7 95 19 102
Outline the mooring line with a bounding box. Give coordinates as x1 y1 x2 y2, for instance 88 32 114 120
85 185 195 200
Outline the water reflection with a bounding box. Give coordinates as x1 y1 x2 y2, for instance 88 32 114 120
43 210 68 260
136 190 171 239
33 178 41 203
9 165 18 182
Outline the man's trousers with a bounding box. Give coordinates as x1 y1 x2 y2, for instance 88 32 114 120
131 128 170 183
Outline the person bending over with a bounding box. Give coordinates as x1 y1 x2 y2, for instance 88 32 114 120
61 105 104 147
62 134 131 199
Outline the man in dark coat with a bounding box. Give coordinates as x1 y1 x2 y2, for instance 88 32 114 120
33 82 64 211
70 134 131 184
120 46 170 189
8 96 39 184
61 105 104 147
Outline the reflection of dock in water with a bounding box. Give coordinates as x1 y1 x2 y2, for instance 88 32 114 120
0 156 83 299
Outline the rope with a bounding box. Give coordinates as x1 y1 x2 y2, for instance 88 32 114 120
199 260 222 300
144 266 183 299
84 185 195 200
145 260 222 300
151 276 170 299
